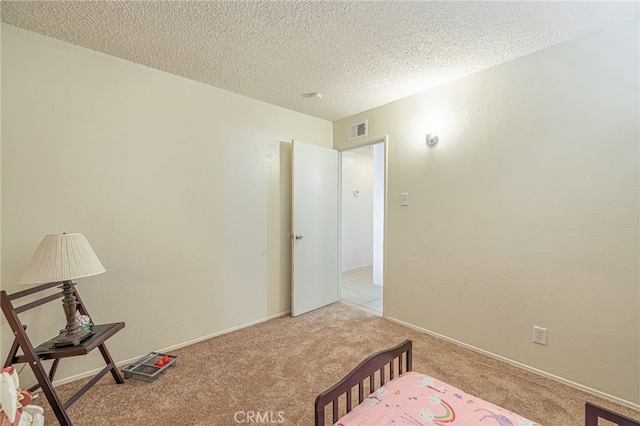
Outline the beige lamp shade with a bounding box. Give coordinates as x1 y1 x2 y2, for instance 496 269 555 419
19 233 106 284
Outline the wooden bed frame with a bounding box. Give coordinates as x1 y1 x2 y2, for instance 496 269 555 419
585 402 640 426
314 340 639 426
314 340 412 426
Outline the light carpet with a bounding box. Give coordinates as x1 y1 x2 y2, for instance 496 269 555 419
36 302 639 425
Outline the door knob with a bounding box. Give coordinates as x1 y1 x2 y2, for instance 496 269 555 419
295 234 303 240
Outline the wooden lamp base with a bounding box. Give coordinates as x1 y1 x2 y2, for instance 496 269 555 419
51 328 94 348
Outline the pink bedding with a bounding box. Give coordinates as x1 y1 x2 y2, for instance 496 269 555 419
336 371 540 426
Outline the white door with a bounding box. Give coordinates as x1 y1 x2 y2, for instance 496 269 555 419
291 140 339 316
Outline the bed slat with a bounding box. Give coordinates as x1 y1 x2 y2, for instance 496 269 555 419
314 340 413 426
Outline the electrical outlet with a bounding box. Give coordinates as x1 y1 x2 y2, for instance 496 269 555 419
533 326 547 345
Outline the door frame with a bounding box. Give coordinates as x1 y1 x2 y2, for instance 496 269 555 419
338 135 388 316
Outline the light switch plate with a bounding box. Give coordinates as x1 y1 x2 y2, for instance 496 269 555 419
400 192 409 206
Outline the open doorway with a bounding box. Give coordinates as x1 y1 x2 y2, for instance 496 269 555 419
339 141 384 315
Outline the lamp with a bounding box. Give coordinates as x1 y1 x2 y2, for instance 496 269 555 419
19 233 106 347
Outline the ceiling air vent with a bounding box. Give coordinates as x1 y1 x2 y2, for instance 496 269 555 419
348 120 368 140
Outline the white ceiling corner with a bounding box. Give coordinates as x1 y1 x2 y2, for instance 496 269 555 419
1 1 637 122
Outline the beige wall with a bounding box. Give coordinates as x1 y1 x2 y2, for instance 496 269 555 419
341 151 373 271
335 21 640 407
0 24 331 383
0 22 3 360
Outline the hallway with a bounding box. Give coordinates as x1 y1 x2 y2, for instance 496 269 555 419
339 266 382 316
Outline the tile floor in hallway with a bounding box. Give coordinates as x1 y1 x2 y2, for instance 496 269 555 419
340 266 382 316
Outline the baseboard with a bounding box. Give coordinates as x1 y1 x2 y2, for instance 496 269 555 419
385 315 640 412
52 310 292 387
341 263 373 273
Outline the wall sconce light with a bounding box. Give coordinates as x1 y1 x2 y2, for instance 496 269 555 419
426 134 439 146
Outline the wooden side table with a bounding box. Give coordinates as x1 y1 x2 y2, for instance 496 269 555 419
1 282 125 426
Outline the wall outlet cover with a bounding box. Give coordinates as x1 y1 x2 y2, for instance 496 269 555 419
533 326 547 345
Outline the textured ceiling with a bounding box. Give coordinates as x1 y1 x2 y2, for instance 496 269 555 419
2 1 638 122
